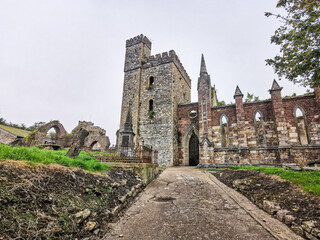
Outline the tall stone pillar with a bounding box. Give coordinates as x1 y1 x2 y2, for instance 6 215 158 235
269 80 289 146
234 86 248 148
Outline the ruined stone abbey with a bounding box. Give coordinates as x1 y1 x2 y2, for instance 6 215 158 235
117 34 320 166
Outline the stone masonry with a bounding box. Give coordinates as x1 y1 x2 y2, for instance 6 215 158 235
178 58 320 166
118 34 320 166
118 34 191 165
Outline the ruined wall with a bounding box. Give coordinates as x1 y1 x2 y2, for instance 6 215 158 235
282 95 320 145
120 35 320 167
0 128 18 145
22 120 110 152
73 121 110 152
178 89 320 166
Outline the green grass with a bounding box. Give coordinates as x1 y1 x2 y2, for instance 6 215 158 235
0 124 31 137
93 151 117 157
0 144 109 172
230 166 320 196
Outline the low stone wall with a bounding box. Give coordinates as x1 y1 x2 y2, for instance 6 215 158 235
204 145 320 166
106 162 159 185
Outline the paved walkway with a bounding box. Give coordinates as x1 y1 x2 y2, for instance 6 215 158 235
103 167 302 240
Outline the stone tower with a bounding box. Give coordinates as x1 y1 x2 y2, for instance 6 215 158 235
118 34 152 147
118 34 191 165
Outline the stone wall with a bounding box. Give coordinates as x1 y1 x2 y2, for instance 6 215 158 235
178 88 320 166
177 103 199 165
119 34 320 167
20 120 110 152
0 128 18 145
73 121 110 152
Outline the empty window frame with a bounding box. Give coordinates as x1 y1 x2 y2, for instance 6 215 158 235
220 114 229 148
294 106 309 145
253 110 266 146
149 99 154 112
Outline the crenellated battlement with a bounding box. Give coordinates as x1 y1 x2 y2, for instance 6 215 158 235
144 50 191 85
126 34 152 49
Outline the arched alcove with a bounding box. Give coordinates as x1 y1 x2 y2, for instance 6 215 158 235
293 105 309 145
90 141 102 151
189 133 199 166
219 114 229 148
183 124 199 166
253 109 266 146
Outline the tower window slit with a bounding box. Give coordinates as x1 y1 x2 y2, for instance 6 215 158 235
149 100 154 112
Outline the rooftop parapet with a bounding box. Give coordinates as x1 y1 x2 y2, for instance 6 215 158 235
126 34 152 49
144 50 191 86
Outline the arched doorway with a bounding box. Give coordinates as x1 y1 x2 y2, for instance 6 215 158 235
189 133 199 166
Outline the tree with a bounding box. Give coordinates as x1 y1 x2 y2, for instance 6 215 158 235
265 0 320 87
217 100 226 106
0 117 6 125
26 122 45 131
245 93 260 103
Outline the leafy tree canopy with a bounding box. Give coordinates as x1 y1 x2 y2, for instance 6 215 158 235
265 0 320 87
26 122 46 131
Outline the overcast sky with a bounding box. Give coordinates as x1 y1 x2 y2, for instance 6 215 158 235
0 0 311 144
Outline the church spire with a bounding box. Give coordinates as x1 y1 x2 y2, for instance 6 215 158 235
200 54 208 75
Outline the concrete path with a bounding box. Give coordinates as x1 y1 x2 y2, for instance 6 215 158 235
103 167 302 240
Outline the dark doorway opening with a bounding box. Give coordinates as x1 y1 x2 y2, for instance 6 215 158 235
189 133 199 166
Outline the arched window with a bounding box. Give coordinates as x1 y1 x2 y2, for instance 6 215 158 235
294 106 309 145
149 99 154 112
254 110 266 146
220 114 229 148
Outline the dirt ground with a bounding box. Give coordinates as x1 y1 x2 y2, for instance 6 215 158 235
0 160 141 240
103 167 291 240
215 169 320 239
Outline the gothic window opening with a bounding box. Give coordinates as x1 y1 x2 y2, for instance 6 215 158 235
294 106 309 145
220 114 229 148
254 110 266 146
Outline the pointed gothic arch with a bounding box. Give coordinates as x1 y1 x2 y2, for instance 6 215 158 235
219 114 229 148
293 105 309 145
253 109 266 146
183 124 199 166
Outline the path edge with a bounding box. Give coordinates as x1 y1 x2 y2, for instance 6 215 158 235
206 172 304 240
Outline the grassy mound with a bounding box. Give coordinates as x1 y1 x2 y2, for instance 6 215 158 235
230 166 320 196
0 144 108 172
